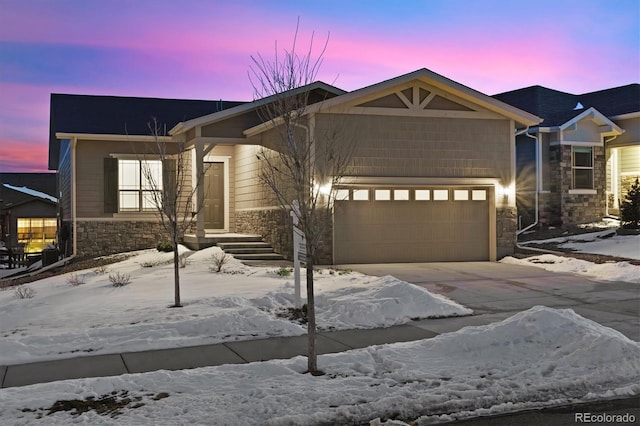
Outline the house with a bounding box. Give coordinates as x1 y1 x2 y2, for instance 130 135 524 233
48 68 541 263
0 173 58 254
493 84 640 231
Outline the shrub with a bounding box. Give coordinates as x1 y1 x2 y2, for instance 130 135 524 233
275 267 293 277
156 241 174 252
210 252 231 273
620 177 640 229
109 272 131 287
93 265 109 275
14 285 36 299
67 273 86 286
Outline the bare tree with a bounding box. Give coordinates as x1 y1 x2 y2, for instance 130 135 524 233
141 118 207 308
250 24 353 375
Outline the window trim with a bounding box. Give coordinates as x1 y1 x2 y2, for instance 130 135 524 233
571 146 594 190
117 159 164 213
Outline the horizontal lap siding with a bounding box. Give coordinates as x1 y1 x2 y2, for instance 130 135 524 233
316 114 511 178
76 139 183 217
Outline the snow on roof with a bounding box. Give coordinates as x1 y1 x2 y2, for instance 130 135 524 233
2 183 58 203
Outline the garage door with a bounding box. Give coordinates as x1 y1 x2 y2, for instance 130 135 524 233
333 187 491 263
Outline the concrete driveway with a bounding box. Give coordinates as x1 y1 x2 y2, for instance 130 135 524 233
343 262 640 341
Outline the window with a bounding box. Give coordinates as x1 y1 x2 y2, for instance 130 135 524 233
394 189 410 200
415 190 430 200
353 189 369 201
472 190 487 201
433 189 449 200
118 159 163 212
17 218 57 253
374 189 391 200
572 147 594 189
453 190 469 200
335 189 350 201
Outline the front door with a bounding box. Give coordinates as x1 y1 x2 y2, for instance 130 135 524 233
204 162 225 229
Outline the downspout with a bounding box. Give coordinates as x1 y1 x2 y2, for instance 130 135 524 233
516 129 540 236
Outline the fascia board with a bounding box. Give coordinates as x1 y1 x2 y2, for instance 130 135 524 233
306 68 542 126
170 81 346 136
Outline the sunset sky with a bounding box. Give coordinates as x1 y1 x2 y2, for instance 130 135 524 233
1 0 638 172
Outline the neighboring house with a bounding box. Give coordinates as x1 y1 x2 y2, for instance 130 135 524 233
493 84 640 231
0 173 58 254
49 69 540 263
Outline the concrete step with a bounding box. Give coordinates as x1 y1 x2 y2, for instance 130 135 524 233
223 247 275 255
217 242 271 250
232 253 286 261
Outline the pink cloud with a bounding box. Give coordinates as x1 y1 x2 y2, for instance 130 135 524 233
0 138 49 172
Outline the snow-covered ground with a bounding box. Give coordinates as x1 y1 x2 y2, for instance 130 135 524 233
0 246 470 365
0 306 638 425
503 254 640 284
520 227 640 260
508 227 640 283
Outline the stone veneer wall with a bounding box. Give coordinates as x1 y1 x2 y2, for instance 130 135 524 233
235 208 294 260
496 207 517 259
235 208 333 264
559 145 606 225
536 145 606 227
76 219 169 257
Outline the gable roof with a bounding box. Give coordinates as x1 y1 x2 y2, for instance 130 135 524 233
49 94 245 169
169 81 346 136
0 173 57 197
0 174 58 210
2 184 58 203
493 84 640 128
306 68 542 127
559 107 623 135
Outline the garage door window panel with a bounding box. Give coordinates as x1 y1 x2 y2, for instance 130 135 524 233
374 189 391 201
433 189 449 200
472 190 487 201
353 189 369 201
454 190 469 200
393 189 410 200
415 189 430 200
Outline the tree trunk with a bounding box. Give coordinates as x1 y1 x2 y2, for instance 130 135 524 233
173 232 182 308
306 257 318 374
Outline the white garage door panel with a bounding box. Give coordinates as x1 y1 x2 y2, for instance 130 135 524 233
334 188 490 263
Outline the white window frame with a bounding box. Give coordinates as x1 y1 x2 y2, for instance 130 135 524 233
118 159 163 212
571 146 595 192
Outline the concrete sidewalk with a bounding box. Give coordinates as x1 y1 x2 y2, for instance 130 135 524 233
0 312 514 389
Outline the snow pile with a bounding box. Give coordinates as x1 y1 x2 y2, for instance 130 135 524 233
502 254 640 284
1 307 638 425
316 275 472 328
0 246 469 365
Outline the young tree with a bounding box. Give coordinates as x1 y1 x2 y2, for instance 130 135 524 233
141 118 207 307
620 177 640 229
250 25 353 374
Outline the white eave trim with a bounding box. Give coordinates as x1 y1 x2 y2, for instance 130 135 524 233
55 132 173 142
559 107 623 135
169 81 346 136
305 68 542 127
610 111 640 120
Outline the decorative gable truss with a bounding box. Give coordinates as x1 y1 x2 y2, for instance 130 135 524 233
340 82 504 119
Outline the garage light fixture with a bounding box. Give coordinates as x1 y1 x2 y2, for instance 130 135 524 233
314 182 332 196
499 184 515 203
